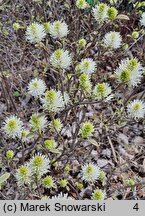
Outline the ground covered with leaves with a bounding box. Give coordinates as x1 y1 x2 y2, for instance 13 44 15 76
0 0 145 200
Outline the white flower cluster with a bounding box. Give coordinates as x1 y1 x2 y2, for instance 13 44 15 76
93 83 113 101
41 89 70 113
103 31 122 49
2 115 36 142
16 154 50 185
77 58 97 74
2 115 23 139
26 20 69 43
92 3 118 23
76 0 89 9
49 21 69 39
50 49 72 69
27 77 70 113
127 99 145 119
80 163 100 182
26 22 46 43
28 78 46 97
115 58 144 87
92 3 109 23
28 154 50 177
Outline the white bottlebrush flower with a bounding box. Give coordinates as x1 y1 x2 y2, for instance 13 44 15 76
76 0 89 9
91 189 106 200
2 115 23 139
28 154 50 177
93 83 112 100
50 49 72 69
29 113 47 133
49 21 68 39
41 89 70 113
51 192 73 200
127 99 145 119
78 58 96 74
103 31 122 49
115 58 144 87
16 165 31 186
92 3 108 23
28 78 46 97
80 163 100 182
26 22 46 43
140 12 145 27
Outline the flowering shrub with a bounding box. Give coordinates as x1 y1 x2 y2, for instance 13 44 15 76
0 0 145 200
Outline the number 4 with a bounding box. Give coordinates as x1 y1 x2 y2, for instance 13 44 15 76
133 203 139 211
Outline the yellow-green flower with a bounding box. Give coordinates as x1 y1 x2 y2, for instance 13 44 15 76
78 38 87 48
49 118 62 132
43 22 50 33
6 150 14 160
13 22 20 31
43 176 54 188
132 31 139 39
80 122 94 139
79 73 92 93
107 7 118 21
59 179 68 188
44 139 57 150
64 165 70 173
91 189 106 200
99 171 106 182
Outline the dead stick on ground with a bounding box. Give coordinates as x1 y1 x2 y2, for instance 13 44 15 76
107 136 118 164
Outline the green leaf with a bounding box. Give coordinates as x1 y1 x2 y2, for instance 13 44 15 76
13 91 21 97
86 0 98 6
0 173 10 185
